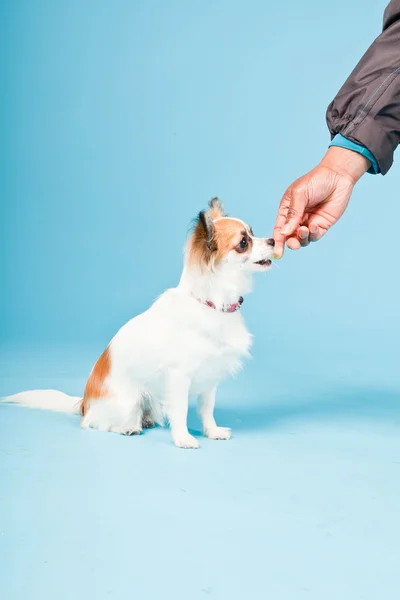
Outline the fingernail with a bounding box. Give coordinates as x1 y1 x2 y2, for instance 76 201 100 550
310 223 318 233
299 229 308 239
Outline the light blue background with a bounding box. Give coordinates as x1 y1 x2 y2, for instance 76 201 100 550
1 1 400 599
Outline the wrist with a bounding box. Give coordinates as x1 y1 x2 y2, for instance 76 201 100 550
320 146 370 184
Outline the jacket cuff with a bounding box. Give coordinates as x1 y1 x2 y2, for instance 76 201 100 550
329 134 380 175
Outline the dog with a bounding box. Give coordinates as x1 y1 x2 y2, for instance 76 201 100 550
3 198 275 448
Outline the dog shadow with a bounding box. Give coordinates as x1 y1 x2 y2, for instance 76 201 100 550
187 386 400 434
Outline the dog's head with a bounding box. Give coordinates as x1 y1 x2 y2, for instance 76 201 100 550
188 198 275 273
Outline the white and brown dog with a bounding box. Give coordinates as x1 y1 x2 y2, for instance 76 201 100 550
3 199 275 448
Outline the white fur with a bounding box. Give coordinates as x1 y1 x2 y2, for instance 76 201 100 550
213 217 246 226
3 215 274 449
3 389 81 413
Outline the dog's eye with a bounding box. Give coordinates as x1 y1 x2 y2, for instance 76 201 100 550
239 237 248 249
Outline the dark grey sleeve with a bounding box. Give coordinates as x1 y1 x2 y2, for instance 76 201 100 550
326 0 400 174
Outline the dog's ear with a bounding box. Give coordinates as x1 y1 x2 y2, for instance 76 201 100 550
189 210 217 267
208 197 224 220
198 210 216 252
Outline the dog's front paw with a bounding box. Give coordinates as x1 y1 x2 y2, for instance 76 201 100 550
205 426 231 440
173 432 200 449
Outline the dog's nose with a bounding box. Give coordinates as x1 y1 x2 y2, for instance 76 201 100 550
266 238 275 247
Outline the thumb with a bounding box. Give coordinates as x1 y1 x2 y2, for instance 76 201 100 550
280 187 308 236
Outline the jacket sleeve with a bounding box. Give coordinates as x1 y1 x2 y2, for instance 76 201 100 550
326 0 400 175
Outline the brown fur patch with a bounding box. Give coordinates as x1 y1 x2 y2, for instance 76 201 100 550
214 218 251 261
80 347 111 416
188 214 251 269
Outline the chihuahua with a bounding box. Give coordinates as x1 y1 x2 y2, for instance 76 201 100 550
4 199 275 448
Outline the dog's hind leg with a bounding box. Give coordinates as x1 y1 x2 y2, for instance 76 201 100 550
81 381 144 435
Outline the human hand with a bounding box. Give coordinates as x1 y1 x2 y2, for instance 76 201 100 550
273 147 370 258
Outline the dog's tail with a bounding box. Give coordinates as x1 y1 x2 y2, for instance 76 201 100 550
1 390 82 414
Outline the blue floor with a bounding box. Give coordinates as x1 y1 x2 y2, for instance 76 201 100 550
1 345 400 600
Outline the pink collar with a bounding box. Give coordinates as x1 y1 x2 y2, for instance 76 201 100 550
195 295 244 313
